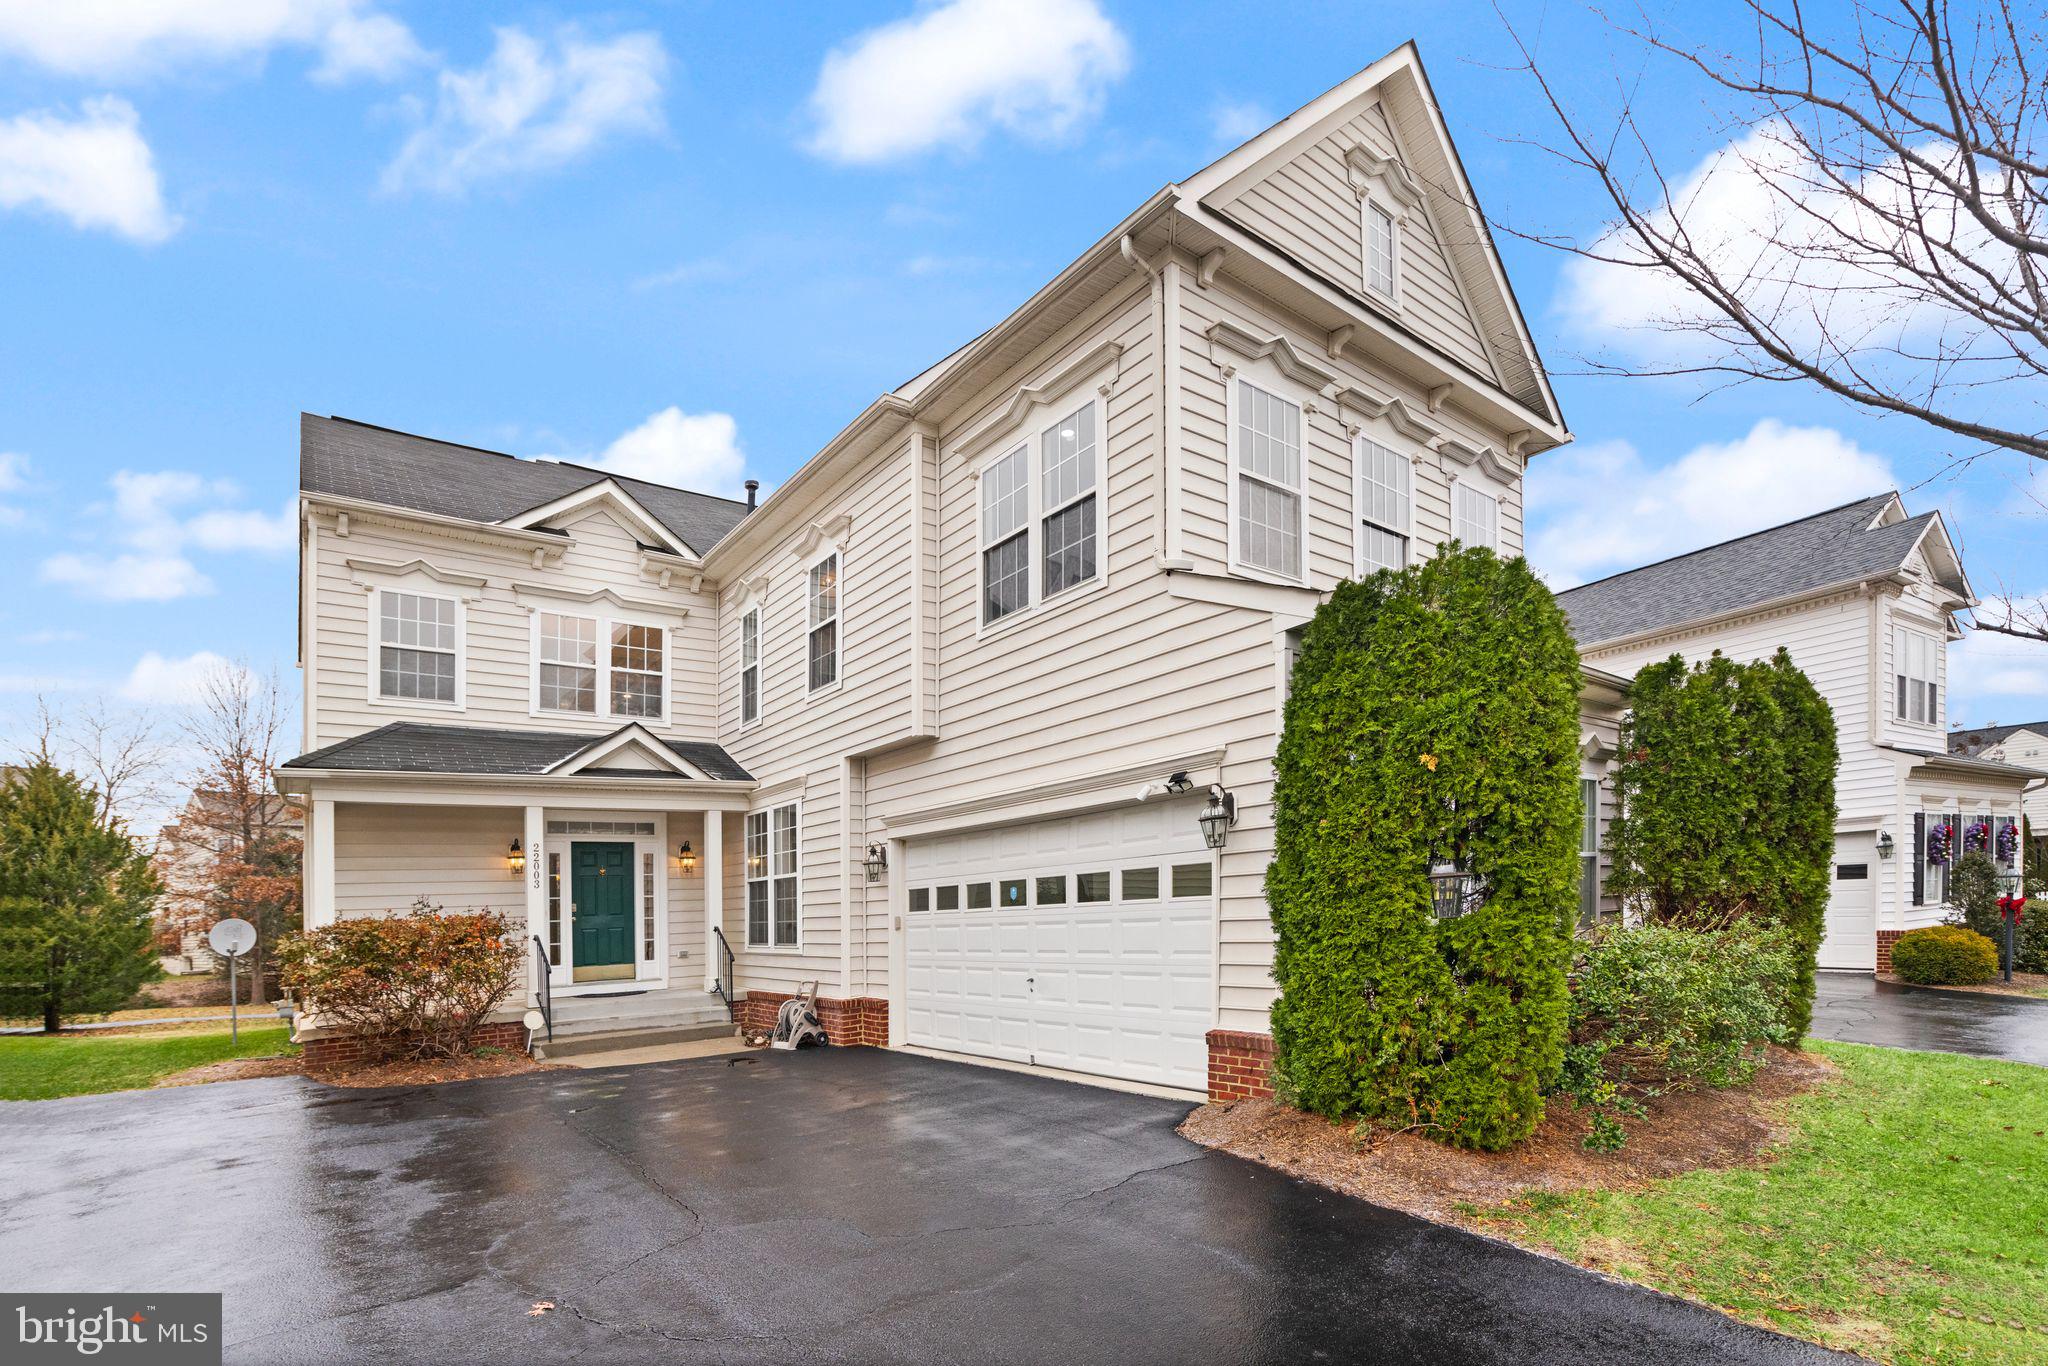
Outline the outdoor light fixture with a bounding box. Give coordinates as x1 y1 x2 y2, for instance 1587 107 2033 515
1198 786 1236 850
508 839 525 874
864 843 889 882
1877 829 1895 860
677 841 697 875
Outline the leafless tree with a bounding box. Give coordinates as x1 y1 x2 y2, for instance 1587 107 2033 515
25 695 174 832
1500 0 2048 638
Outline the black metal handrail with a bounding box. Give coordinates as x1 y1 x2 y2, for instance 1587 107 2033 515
530 935 553 1042
710 927 736 1021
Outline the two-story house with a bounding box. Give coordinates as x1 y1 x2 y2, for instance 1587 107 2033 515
1950 722 2048 835
277 44 1615 1096
1557 494 2041 974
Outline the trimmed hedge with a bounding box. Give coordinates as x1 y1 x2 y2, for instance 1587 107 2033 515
1890 925 1999 986
1604 649 1837 1038
1269 546 1580 1151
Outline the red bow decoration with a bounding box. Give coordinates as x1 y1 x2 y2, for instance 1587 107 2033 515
1997 894 2028 922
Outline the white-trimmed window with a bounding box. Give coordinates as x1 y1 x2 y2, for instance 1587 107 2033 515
1453 482 1498 550
534 610 668 720
745 802 799 948
376 590 459 703
807 554 839 692
1894 628 1940 725
1365 200 1397 299
1232 378 1305 581
979 396 1103 626
1578 777 1602 926
1356 437 1411 574
740 607 761 726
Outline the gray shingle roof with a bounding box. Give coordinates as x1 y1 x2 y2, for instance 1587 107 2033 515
1949 721 2048 757
300 414 752 556
1881 744 2048 782
282 722 752 782
1555 494 1957 647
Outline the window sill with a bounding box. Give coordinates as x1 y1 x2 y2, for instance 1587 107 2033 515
1225 560 1311 591
369 696 465 712
741 942 805 955
975 572 1109 641
804 680 844 702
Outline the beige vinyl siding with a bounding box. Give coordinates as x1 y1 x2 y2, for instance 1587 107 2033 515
307 504 719 750
666 809 707 984
1217 103 1496 381
333 802 525 919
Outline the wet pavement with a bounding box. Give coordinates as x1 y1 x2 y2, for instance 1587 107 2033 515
1810 971 2048 1065
0 1049 1843 1365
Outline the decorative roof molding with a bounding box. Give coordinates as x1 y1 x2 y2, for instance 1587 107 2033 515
951 339 1126 464
500 479 699 560
307 493 573 562
1205 319 1339 391
344 557 489 600
546 723 713 781
1329 384 1441 443
1343 144 1426 210
512 582 690 619
1579 732 1615 763
637 550 704 594
1438 436 1520 484
728 574 771 611
792 512 853 561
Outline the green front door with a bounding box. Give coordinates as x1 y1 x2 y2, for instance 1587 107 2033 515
571 842 635 981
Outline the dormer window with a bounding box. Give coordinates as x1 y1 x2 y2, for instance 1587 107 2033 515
377 590 459 705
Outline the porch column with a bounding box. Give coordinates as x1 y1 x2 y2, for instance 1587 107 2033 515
523 805 545 997
307 798 336 928
702 808 723 993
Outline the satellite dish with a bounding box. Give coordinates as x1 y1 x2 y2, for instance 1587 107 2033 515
522 1009 546 1032
207 918 257 957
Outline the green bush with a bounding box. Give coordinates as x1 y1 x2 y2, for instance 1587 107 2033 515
1948 850 2045 974
1603 649 1837 1038
276 901 522 1059
1890 925 1999 986
1269 546 1580 1152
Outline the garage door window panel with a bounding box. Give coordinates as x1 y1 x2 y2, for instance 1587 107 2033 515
1121 867 1160 899
1171 862 1213 898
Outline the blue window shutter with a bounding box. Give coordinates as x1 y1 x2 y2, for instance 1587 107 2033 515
1912 812 1925 906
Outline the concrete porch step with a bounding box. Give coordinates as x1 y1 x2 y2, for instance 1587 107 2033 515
541 986 735 1038
533 1021 739 1060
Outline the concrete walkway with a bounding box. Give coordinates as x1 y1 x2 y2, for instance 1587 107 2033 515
1810 971 2048 1065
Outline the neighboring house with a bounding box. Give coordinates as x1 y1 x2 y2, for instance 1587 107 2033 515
152 791 304 974
278 44 1615 1094
1949 722 2048 833
1558 494 2042 974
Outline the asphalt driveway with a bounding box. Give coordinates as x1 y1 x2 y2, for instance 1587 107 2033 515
1811 970 2048 1065
1 1050 1841 1365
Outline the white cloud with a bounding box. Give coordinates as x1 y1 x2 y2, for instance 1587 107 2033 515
37 468 292 602
1526 419 1897 588
40 552 215 601
1209 99 1271 148
381 26 668 196
0 98 177 243
17 628 84 645
806 0 1129 164
561 408 750 499
1949 624 2048 726
120 650 248 705
0 451 25 524
0 2 422 82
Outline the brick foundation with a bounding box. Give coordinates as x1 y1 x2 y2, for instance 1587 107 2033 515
300 1019 528 1069
1206 1028 1276 1101
1876 929 1905 975
735 991 889 1047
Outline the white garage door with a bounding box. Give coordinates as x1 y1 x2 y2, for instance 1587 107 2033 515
1820 836 1877 970
903 800 1215 1091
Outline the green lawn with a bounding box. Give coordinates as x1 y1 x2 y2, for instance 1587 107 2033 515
1483 1041 2047 1364
0 1022 298 1101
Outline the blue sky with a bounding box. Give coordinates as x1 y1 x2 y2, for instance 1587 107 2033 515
2 0 2044 764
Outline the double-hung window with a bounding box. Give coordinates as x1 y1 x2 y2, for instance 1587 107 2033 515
1365 201 1397 299
745 802 799 948
740 607 761 726
1894 628 1940 725
979 397 1101 626
807 555 839 692
1356 437 1410 574
1578 777 1602 926
1233 379 1304 581
535 611 666 719
376 590 458 703
1453 482 1498 550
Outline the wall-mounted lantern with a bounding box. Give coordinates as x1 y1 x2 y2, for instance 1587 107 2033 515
1876 829 1895 860
1198 786 1236 850
676 841 698 876
508 839 526 875
864 843 889 883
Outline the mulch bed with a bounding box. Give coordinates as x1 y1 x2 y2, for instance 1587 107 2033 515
155 1050 563 1090
1879 970 2048 1000
1178 1046 1838 1227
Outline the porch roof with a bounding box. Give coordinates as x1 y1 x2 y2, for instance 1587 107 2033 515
280 721 752 782
1882 744 2048 785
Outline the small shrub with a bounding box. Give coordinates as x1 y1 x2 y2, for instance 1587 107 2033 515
276 901 521 1059
1556 923 1798 1149
1890 925 1998 986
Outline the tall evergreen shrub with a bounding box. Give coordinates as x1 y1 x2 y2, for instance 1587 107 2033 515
1604 649 1837 1036
1269 547 1581 1151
